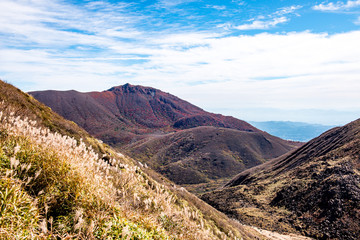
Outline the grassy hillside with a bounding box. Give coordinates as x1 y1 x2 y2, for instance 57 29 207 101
202 119 360 239
0 80 264 239
123 126 300 194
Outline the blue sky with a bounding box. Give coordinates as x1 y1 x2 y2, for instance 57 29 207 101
1 0 360 125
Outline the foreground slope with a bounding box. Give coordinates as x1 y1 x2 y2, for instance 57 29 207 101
124 126 299 194
30 84 258 146
1 80 265 239
202 120 360 239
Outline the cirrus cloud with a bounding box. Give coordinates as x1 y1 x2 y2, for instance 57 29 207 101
233 5 301 30
234 17 288 30
313 0 360 11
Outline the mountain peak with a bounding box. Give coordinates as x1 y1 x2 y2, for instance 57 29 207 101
31 84 263 144
107 83 158 95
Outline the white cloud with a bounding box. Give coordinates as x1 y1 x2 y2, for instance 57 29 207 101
233 5 301 30
231 0 245 6
313 0 360 11
274 5 302 15
119 30 360 124
156 0 198 7
234 17 288 30
206 5 226 10
1 0 360 124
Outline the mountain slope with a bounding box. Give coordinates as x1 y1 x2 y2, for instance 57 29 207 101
124 126 300 194
1 80 266 239
30 83 259 146
30 83 300 195
202 120 360 239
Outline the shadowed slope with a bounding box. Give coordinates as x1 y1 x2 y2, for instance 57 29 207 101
202 119 360 239
124 126 300 194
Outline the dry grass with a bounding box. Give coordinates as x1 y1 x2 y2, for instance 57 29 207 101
0 94 257 239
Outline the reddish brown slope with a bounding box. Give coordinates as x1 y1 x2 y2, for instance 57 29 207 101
30 83 258 146
123 126 300 194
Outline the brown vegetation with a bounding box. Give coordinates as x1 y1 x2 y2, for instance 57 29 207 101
124 126 300 194
202 119 360 239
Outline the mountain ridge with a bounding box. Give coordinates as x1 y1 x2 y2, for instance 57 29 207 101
202 118 360 239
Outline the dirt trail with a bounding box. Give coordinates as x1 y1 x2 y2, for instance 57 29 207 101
252 227 313 240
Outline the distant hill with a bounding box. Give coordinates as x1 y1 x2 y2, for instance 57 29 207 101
250 121 335 142
30 84 258 147
1 79 265 239
123 126 300 194
202 119 360 239
30 84 300 194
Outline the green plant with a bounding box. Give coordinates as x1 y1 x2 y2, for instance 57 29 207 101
96 215 168 240
0 178 39 238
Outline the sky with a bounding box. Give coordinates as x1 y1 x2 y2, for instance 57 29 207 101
1 0 360 125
